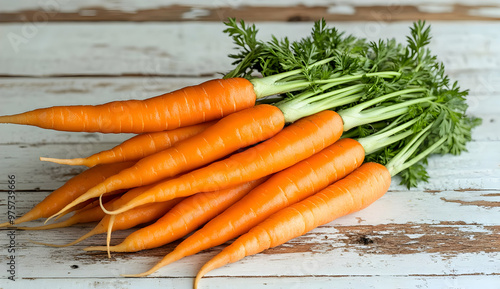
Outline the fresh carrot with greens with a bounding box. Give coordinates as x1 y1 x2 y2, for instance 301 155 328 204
193 112 464 287
0 78 257 133
124 137 365 277
40 121 216 167
194 162 391 288
102 110 344 216
85 178 268 253
0 161 134 228
48 104 285 220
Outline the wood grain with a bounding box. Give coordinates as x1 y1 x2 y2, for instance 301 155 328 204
1 2 500 22
1 22 499 77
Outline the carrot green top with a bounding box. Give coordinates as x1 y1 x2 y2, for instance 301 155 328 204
222 18 481 188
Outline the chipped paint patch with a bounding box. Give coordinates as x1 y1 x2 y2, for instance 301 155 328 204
469 7 500 18
264 222 500 257
417 5 455 14
327 5 356 15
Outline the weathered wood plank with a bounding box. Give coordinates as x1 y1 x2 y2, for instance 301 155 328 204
0 22 499 76
3 187 498 230
0 189 498 279
1 0 500 22
2 276 500 289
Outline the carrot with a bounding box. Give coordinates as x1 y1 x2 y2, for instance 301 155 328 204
194 162 391 288
40 121 216 167
34 183 182 248
0 78 256 133
49 104 285 220
84 178 268 253
0 162 134 228
103 110 344 216
125 138 364 276
15 195 121 231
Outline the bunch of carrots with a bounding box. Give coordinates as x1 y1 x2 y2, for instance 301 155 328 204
0 19 479 288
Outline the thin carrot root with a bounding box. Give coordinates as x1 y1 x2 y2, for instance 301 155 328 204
101 201 140 216
39 156 86 166
194 256 229 289
47 184 107 222
52 207 77 222
0 221 12 228
84 243 127 253
106 215 116 259
15 218 76 230
0 115 22 124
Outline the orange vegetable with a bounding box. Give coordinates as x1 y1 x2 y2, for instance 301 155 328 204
84 178 267 253
49 104 285 219
40 121 216 167
127 138 364 276
15 195 121 231
104 110 344 216
0 162 133 228
195 162 391 288
0 78 256 133
34 183 182 248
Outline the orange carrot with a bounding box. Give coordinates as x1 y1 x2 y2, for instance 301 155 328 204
15 195 122 231
84 177 268 253
0 162 134 228
0 78 256 133
194 162 391 288
49 104 285 219
40 121 216 167
126 138 364 276
104 110 344 216
34 183 182 248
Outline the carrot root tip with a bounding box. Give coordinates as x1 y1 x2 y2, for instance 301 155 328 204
120 271 152 278
0 221 13 228
39 156 83 166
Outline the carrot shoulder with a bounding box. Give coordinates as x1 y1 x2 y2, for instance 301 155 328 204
0 78 256 133
195 162 391 288
40 121 216 167
105 110 344 216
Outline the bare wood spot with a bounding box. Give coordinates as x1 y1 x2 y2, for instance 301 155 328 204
264 222 500 256
441 197 500 208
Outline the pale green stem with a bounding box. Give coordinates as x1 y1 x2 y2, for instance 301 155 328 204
357 118 419 155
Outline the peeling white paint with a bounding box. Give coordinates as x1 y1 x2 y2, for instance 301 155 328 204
181 7 210 20
406 233 426 239
417 4 455 14
469 7 500 18
327 5 356 15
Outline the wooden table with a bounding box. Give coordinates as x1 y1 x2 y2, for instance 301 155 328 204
0 1 499 288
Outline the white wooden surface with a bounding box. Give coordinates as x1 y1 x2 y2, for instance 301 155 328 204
0 1 499 289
